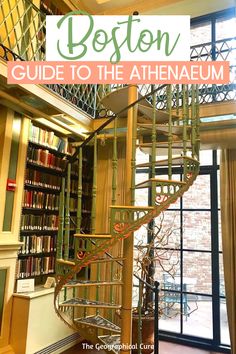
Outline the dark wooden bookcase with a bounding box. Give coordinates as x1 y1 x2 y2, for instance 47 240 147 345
17 123 93 285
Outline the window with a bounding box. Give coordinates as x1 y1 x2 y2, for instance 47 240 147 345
135 150 230 352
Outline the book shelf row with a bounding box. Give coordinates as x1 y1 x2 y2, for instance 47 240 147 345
17 256 55 279
17 122 93 283
27 146 68 171
29 122 71 154
23 190 60 210
19 235 56 255
25 169 61 190
21 214 59 231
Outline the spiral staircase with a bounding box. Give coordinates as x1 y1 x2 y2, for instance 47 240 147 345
54 84 200 353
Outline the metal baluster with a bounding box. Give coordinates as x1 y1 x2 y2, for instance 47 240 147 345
195 85 200 161
57 177 65 263
112 117 118 206
182 85 188 158
167 85 173 181
64 163 71 261
154 281 160 354
176 84 180 121
151 85 157 206
131 100 137 207
90 135 100 314
137 280 142 354
75 149 83 253
191 84 196 158
110 117 118 320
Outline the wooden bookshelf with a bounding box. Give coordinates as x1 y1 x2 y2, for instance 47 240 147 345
18 122 94 283
18 122 71 282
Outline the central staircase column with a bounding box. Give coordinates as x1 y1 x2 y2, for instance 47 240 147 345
120 85 138 354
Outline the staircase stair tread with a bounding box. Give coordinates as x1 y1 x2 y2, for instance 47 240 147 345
99 334 121 354
136 155 198 168
100 86 178 124
138 103 179 123
135 178 186 189
90 257 125 264
57 257 125 266
137 123 191 135
56 258 75 266
138 141 191 148
75 315 121 333
110 205 154 210
65 280 123 287
139 143 191 156
74 233 112 239
60 298 121 308
100 85 144 118
140 134 182 144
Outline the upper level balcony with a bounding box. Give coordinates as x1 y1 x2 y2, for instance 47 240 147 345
0 0 235 121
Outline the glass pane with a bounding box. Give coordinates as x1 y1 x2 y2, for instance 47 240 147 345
220 299 230 345
191 21 211 46
183 211 211 250
135 173 148 206
183 251 212 294
132 284 139 307
183 174 211 209
134 224 148 246
199 150 212 166
216 17 236 41
136 147 149 164
135 173 148 184
219 254 225 297
159 292 181 333
217 149 221 166
156 250 180 288
217 170 221 208
183 295 213 339
154 211 181 249
219 211 222 252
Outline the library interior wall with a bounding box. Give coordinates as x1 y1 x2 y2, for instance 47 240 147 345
0 111 27 354
0 114 78 354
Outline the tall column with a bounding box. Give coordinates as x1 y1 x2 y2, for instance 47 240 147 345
120 85 138 354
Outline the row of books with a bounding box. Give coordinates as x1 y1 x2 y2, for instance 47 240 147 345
23 190 60 210
21 215 59 230
70 198 78 212
29 123 71 154
25 169 61 190
71 162 79 176
24 168 92 195
27 147 68 171
67 181 93 195
69 216 90 232
70 179 78 194
82 199 92 212
19 235 56 255
16 256 55 279
83 182 93 196
81 216 91 233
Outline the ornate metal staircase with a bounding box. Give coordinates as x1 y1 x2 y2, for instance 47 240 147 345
54 84 200 353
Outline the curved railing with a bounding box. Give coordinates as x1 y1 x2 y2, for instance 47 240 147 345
0 0 235 117
53 84 200 352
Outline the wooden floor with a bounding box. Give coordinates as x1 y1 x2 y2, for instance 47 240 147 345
62 341 220 354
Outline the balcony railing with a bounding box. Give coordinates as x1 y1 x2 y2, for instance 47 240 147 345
0 0 235 118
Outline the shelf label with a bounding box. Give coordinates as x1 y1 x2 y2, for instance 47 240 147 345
16 279 35 293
